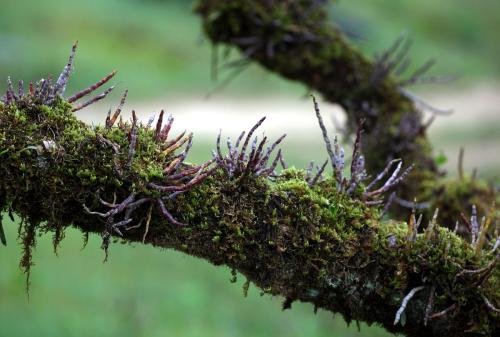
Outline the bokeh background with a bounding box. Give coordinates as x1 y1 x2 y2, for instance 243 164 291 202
1 1 499 336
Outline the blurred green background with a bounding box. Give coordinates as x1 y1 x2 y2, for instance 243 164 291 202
1 1 499 337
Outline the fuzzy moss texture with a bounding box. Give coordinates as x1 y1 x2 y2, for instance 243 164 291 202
0 90 498 336
194 0 499 228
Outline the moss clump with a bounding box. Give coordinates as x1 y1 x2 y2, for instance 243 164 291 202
421 176 499 233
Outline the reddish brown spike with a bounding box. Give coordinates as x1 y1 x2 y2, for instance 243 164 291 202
155 110 165 142
18 80 24 98
168 159 215 180
250 136 267 168
132 110 137 126
165 130 186 148
163 157 183 175
5 77 14 103
118 116 125 129
29 82 35 96
71 86 115 112
238 117 266 163
163 133 192 157
460 212 472 233
184 168 216 189
106 90 128 128
267 149 282 175
309 159 328 187
235 131 246 148
259 133 286 168
350 119 365 176
127 111 139 169
39 77 52 101
127 110 138 139
7 76 15 100
67 70 117 103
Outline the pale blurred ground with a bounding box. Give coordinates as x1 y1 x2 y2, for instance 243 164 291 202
79 83 500 180
1 1 499 337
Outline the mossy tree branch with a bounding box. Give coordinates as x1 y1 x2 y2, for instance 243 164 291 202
0 56 499 336
194 0 498 228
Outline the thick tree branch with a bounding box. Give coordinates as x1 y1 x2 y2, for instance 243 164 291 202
0 60 499 336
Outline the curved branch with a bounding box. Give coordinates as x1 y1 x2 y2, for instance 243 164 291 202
194 0 498 228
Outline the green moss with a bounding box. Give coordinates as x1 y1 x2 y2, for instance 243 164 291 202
421 176 499 231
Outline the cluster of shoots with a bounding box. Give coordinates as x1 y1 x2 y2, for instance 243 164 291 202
86 106 215 259
213 117 286 180
460 203 499 256
370 33 457 88
311 96 414 208
393 203 499 326
2 42 116 110
1 43 216 260
370 33 455 116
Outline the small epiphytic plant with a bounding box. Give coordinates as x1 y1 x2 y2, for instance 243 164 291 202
2 43 215 264
213 116 286 180
393 203 499 327
370 33 457 116
85 106 215 259
2 43 116 110
310 96 413 208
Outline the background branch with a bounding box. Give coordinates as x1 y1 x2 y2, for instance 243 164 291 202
194 0 499 228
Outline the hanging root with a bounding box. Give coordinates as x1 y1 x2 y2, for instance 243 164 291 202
0 215 6 246
394 286 426 325
19 222 37 296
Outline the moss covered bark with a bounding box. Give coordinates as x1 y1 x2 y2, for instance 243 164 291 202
0 96 498 337
193 0 498 226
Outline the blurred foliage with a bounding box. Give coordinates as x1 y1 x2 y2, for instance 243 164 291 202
0 0 300 99
332 0 500 81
